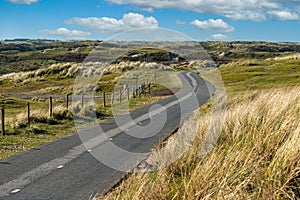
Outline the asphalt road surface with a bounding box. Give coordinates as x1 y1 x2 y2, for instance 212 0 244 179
0 71 214 200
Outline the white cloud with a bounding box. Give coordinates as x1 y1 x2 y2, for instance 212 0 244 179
223 10 267 21
39 28 91 40
106 0 300 21
139 7 154 12
65 13 158 34
210 34 229 41
176 20 186 25
268 10 300 20
191 19 234 32
7 0 38 4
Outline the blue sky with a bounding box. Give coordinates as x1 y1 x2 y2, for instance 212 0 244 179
1 0 300 41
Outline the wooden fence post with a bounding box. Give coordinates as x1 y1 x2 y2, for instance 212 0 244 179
66 94 69 112
132 87 136 98
119 89 122 102
49 96 53 117
136 88 139 98
148 83 151 95
1 108 4 136
27 102 30 126
103 92 106 107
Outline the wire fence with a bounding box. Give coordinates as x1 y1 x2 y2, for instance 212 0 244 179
0 83 152 136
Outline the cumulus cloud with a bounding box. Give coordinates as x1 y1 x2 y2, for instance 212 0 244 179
191 19 234 32
106 0 300 21
7 0 38 4
39 28 91 40
65 13 158 34
210 34 229 41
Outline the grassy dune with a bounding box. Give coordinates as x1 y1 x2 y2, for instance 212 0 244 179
99 59 300 200
1 41 299 198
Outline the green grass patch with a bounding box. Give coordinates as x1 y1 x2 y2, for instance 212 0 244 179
220 59 300 95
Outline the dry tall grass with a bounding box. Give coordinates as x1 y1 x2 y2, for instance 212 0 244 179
0 61 170 84
100 86 300 200
6 105 72 129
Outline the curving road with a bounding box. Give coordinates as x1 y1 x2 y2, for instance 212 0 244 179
0 71 214 200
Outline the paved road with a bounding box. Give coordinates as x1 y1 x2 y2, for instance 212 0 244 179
0 71 214 200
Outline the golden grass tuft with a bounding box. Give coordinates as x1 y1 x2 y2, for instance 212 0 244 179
100 86 300 200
